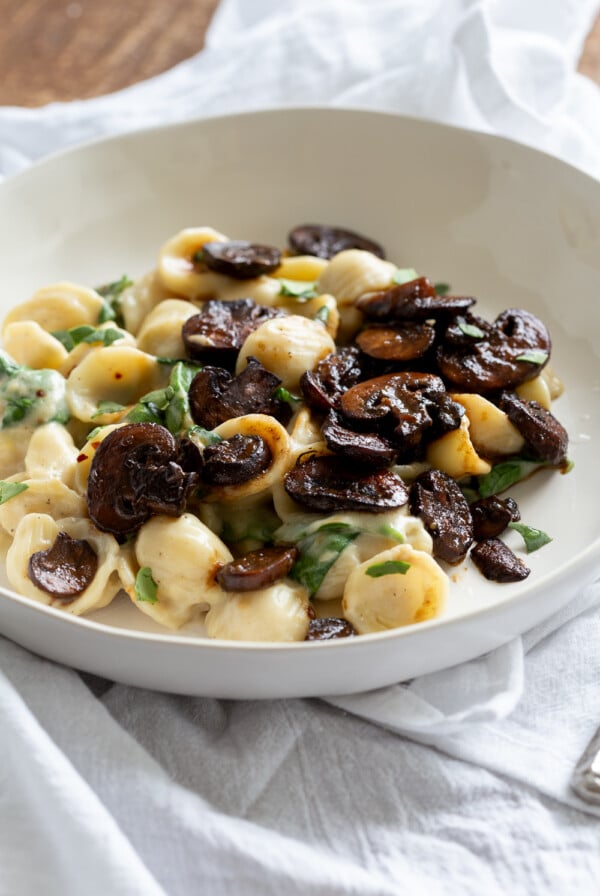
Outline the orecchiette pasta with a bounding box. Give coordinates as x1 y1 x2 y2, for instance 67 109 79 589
2 282 105 335
450 393 525 458
205 579 310 642
425 415 492 478
118 270 171 336
0 479 86 536
66 346 165 423
130 513 232 629
24 422 79 486
316 250 396 306
236 316 335 391
207 414 292 503
342 544 448 634
0 222 568 643
6 514 131 615
2 321 68 371
136 299 199 359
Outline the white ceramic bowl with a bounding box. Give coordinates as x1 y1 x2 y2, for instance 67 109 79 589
0 108 599 698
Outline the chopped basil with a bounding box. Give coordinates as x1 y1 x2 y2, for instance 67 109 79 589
515 350 549 365
2 396 34 426
165 362 202 434
458 321 485 339
378 524 405 543
392 267 418 285
187 425 223 447
192 249 205 264
0 366 69 428
0 351 20 377
96 275 132 325
96 274 133 299
291 522 360 597
92 400 126 419
273 385 302 406
123 402 164 425
135 567 158 603
124 362 201 435
434 282 450 296
84 426 103 441
365 559 410 577
477 457 548 498
508 522 552 553
314 305 330 325
278 278 318 300
51 324 123 352
0 481 28 505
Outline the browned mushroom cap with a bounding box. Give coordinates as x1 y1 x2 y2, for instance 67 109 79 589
215 545 298 592
288 224 385 259
201 434 272 486
437 308 551 392
284 454 408 513
471 538 530 582
87 423 199 537
306 617 357 640
409 469 473 563
427 392 465 440
200 241 281 279
356 277 475 322
300 346 373 412
28 531 98 599
499 392 568 465
470 495 520 541
441 312 494 347
182 299 282 369
321 410 397 466
189 357 291 429
340 372 445 452
356 322 435 362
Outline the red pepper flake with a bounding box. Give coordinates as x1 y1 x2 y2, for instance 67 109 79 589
91 441 100 449
36 389 46 398
114 372 123 380
76 453 88 463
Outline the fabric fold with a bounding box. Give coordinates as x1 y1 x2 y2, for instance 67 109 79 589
1 0 600 892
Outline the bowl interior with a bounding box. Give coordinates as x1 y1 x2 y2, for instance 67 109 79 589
0 108 598 686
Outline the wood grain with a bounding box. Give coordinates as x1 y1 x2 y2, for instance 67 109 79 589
0 0 598 108
0 0 220 106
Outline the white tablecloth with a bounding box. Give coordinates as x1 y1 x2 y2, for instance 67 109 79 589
1 2 600 893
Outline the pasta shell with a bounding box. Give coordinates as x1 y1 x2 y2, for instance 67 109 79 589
426 414 492 477
25 422 79 486
66 346 164 423
205 579 310 642
2 282 104 335
342 544 448 634
207 414 292 503
450 393 525 458
6 513 127 615
273 255 328 281
130 513 233 629
236 315 335 391
136 299 198 359
317 250 396 306
0 479 86 536
119 270 171 336
3 321 67 371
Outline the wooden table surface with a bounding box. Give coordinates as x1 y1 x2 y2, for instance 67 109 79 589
0 0 599 107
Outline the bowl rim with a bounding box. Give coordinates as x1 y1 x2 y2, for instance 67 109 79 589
0 105 599 652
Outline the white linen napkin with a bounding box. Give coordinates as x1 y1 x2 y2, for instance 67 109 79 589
1 1 600 893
